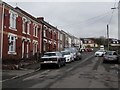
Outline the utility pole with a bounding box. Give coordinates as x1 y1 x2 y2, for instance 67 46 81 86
107 24 109 50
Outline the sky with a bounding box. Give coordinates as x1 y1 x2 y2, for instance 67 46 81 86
3 0 119 39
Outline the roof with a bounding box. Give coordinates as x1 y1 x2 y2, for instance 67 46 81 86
15 7 41 24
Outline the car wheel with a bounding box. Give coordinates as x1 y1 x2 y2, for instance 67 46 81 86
103 60 106 63
79 56 82 60
40 65 44 69
63 62 66 66
57 63 61 68
117 59 120 64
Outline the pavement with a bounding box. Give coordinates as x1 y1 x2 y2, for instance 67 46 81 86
2 62 41 82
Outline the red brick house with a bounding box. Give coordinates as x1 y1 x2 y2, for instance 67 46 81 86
0 2 3 60
37 17 58 53
1 2 42 64
1 1 82 69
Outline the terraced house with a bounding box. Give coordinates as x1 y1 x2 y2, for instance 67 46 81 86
0 1 60 66
0 2 42 66
0 1 81 69
37 17 58 53
0 1 3 60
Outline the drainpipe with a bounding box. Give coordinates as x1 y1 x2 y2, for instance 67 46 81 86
0 2 4 61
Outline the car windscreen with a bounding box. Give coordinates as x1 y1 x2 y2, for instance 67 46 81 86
105 51 113 55
98 50 105 52
64 48 77 53
44 53 56 56
61 51 70 55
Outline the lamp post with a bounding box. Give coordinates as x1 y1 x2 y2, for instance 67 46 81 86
107 24 109 50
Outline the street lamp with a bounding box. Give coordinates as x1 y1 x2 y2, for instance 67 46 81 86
107 24 109 50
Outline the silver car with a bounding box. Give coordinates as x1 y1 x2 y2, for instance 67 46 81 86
103 51 120 63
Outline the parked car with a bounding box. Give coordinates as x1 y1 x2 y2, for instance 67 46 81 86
95 50 106 57
103 51 120 63
40 52 66 68
76 51 82 60
85 48 93 52
64 47 82 60
80 48 85 52
61 50 74 63
100 45 104 50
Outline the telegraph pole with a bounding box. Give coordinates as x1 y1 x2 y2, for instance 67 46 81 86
107 24 109 50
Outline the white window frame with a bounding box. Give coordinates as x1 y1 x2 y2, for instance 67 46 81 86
33 23 38 37
9 10 18 30
43 41 46 51
22 40 25 58
22 17 27 34
33 40 38 55
35 26 38 37
8 33 17 55
44 30 46 37
27 20 31 35
26 44 29 58
33 23 36 36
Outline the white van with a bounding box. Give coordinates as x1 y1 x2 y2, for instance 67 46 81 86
100 45 104 50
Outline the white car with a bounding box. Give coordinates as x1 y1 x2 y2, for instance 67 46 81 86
95 50 106 57
61 50 74 63
41 52 66 68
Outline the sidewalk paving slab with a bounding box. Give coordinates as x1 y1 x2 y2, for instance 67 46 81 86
2 62 41 82
2 69 35 80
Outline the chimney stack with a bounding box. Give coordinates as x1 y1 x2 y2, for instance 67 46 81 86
37 17 44 21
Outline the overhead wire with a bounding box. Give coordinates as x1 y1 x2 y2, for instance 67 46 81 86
58 10 112 28
108 0 118 24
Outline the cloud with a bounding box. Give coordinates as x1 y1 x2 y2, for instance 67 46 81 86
8 2 118 39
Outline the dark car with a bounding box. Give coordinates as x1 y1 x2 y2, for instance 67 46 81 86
103 51 120 63
40 52 66 68
85 48 93 52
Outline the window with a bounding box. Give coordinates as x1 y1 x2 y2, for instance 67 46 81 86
9 10 18 29
51 31 52 38
33 43 38 55
27 21 31 35
33 24 38 37
43 41 46 51
89 41 91 43
22 17 27 34
54 32 56 40
113 52 117 55
8 35 16 54
35 26 38 37
44 30 46 37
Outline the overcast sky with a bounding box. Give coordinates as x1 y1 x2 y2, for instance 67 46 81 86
5 1 119 39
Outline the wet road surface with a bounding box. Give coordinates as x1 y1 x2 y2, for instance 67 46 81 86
2 52 119 89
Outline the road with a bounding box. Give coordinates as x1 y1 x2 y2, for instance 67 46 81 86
2 51 119 89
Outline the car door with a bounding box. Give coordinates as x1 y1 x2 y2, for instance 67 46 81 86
113 52 119 60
